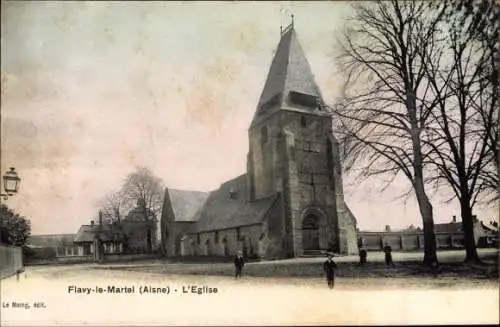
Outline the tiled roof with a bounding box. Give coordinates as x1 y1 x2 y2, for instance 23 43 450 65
193 174 279 233
28 234 76 247
74 224 125 243
252 26 326 125
434 222 463 233
167 189 209 222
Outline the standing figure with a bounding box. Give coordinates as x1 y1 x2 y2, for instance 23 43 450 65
234 251 245 279
383 243 394 266
15 268 24 281
323 253 337 289
359 248 367 264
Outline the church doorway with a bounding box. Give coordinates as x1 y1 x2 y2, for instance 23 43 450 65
302 213 320 250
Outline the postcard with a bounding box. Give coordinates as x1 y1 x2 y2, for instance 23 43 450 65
1 1 498 326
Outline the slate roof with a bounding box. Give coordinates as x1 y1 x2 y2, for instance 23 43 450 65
167 189 209 222
74 224 125 243
434 219 496 234
193 174 279 233
434 222 463 233
252 26 328 125
28 234 76 247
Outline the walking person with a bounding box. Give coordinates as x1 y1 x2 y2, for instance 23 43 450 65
323 252 337 289
383 243 394 266
234 251 244 279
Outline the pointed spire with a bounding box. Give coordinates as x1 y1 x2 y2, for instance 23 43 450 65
252 26 324 125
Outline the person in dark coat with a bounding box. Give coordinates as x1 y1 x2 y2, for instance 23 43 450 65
359 248 367 264
383 243 394 266
234 251 244 279
323 253 337 289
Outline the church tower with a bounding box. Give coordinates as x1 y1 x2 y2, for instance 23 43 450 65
247 23 358 256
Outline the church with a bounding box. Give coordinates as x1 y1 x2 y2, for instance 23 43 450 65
160 23 358 259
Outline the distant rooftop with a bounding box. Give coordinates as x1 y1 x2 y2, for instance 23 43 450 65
28 234 76 247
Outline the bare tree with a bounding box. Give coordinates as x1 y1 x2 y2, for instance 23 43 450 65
121 166 164 252
421 0 499 262
334 0 447 265
99 190 126 225
458 0 499 204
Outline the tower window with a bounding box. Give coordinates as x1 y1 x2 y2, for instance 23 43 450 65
290 91 318 108
301 116 307 128
261 126 268 146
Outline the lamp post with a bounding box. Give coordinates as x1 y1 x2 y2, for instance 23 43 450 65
1 167 21 200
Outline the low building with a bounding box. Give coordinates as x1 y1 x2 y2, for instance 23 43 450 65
160 188 209 257
27 234 78 257
160 178 283 259
358 215 498 251
74 220 125 257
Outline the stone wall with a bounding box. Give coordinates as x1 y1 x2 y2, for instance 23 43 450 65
280 111 358 256
0 245 23 279
248 113 283 200
180 224 267 258
164 221 195 257
358 231 470 251
339 204 359 255
263 194 289 259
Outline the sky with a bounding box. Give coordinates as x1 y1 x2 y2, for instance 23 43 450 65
1 1 498 235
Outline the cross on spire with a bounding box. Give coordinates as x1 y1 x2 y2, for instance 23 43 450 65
280 9 295 36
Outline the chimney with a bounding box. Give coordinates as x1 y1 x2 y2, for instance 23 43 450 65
99 210 103 226
452 215 457 223
90 220 95 226
385 225 391 232
472 215 478 222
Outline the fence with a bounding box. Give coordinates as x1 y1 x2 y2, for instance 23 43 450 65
0 244 23 279
25 252 161 266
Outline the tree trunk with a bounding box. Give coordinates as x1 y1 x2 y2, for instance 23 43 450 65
409 92 438 266
460 196 481 263
415 182 438 266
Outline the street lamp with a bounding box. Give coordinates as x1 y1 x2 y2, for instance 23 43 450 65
1 167 21 200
